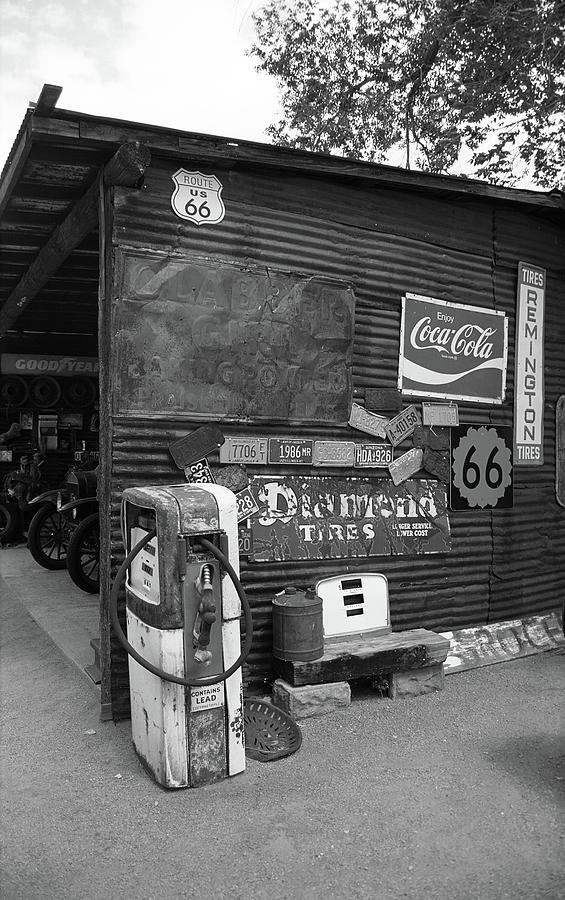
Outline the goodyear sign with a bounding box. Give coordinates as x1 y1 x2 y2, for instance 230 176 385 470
1 354 99 377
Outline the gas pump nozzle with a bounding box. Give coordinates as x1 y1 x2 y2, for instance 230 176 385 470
193 564 217 664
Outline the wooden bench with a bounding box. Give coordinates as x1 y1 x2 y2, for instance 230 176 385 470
272 629 451 715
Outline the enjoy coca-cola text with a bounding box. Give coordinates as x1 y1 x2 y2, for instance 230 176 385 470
410 316 496 359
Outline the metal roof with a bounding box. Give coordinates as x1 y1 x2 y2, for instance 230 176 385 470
1 83 563 340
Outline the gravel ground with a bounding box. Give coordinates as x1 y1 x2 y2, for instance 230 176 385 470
1 577 563 900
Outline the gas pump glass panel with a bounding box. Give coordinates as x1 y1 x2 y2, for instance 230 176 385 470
121 484 245 789
128 525 160 605
316 573 391 641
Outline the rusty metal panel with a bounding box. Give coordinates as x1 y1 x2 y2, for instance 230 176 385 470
112 250 354 423
104 157 564 709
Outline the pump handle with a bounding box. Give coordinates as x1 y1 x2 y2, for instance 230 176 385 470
110 529 253 687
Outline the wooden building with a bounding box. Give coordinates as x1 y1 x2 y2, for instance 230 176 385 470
1 85 563 720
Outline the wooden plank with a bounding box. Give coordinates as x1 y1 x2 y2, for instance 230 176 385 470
30 118 80 141
0 117 33 219
274 628 450 686
55 118 565 213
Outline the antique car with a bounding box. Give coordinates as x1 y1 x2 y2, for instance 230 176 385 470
0 450 48 544
27 466 99 593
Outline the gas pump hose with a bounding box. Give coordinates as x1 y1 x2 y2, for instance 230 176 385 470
110 528 254 687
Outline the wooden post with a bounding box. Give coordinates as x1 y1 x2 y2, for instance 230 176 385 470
0 141 151 336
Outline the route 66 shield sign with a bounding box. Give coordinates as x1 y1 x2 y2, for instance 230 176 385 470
170 169 225 226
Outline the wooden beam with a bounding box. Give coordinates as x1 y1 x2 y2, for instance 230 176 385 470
33 84 63 116
0 141 151 336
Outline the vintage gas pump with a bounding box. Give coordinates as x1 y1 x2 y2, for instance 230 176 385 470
110 483 253 789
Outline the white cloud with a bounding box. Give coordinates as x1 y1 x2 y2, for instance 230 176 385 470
0 0 279 170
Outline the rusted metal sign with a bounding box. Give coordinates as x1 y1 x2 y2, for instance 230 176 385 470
364 388 402 412
211 465 249 493
348 402 389 438
313 441 355 467
422 402 459 427
385 405 421 446
169 425 225 469
115 252 355 423
246 475 450 561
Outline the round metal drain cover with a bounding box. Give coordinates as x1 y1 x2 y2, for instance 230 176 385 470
243 698 302 762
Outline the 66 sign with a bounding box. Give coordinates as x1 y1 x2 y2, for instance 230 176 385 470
450 425 513 509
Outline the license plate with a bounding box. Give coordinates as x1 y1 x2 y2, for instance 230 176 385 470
385 405 421 447
235 487 260 522
354 443 393 467
313 440 355 466
238 527 253 556
422 403 459 426
348 402 389 438
184 459 215 483
219 437 268 465
268 438 313 464
388 448 424 485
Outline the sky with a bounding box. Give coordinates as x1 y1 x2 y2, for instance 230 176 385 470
0 0 280 171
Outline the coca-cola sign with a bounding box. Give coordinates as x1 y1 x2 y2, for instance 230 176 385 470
398 294 508 404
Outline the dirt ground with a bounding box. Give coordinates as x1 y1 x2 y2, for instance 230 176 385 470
1 568 564 900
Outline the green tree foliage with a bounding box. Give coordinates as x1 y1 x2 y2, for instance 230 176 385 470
250 0 565 188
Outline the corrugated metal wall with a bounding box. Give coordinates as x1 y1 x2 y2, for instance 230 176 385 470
102 157 565 714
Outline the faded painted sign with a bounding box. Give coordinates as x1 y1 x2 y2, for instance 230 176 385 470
246 476 450 561
398 294 508 404
114 252 355 423
514 262 545 466
441 613 565 674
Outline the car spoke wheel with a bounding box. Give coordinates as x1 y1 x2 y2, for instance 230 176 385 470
67 513 99 594
27 504 70 569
